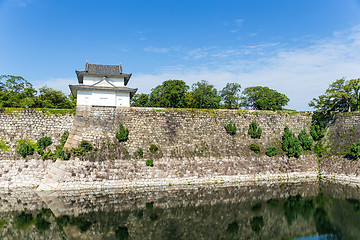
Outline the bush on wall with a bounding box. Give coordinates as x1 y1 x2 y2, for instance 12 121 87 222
149 144 158 153
0 138 10 152
224 121 237 136
36 136 52 156
298 129 313 151
282 126 302 158
71 140 93 157
250 143 260 153
266 146 278 157
116 123 129 142
310 113 325 141
349 139 360 159
16 138 37 158
248 121 262 139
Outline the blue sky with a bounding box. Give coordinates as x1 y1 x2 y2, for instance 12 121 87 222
1 0 360 110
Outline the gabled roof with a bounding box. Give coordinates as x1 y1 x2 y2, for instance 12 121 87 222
75 63 132 85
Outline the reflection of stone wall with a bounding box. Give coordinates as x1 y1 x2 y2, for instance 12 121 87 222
0 110 73 160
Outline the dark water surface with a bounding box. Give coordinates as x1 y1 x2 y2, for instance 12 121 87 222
0 181 360 239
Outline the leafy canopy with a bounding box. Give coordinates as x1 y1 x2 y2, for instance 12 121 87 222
282 126 302 158
309 78 360 113
187 80 221 108
248 121 262 139
220 83 241 109
241 86 289 110
148 80 189 108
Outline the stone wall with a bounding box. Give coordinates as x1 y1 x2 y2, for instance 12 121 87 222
0 110 74 160
65 106 313 158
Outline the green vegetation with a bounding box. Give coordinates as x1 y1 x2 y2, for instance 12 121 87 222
149 144 158 153
309 78 360 112
13 212 35 230
0 75 75 109
349 139 360 159
55 130 71 160
250 143 260 153
226 221 239 234
310 112 326 141
60 130 69 146
138 148 143 158
146 158 154 167
224 121 237 136
220 83 241 109
314 142 325 158
266 146 278 157
250 216 264 234
248 121 262 139
71 140 93 157
186 80 221 108
116 122 129 142
298 129 313 150
241 86 289 110
282 126 302 158
0 138 10 152
115 226 129 240
149 80 189 108
36 136 52 156
16 137 37 158
0 219 7 228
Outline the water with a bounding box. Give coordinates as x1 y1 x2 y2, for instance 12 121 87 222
0 181 360 239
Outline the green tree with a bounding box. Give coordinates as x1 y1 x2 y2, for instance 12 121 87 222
309 78 360 112
148 80 189 108
282 126 302 158
131 93 149 107
220 83 241 109
188 80 220 108
0 75 37 108
298 129 313 150
241 86 289 110
35 86 75 109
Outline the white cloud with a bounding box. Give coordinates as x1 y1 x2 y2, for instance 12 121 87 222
143 46 171 53
131 25 360 111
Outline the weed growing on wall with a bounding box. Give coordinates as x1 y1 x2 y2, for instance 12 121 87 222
146 158 154 167
16 138 37 158
0 138 10 152
149 144 158 153
138 148 143 158
266 146 278 157
116 123 129 142
71 140 93 157
248 121 262 139
310 113 325 141
36 136 52 156
224 121 237 136
349 140 360 159
282 126 302 158
60 130 69 146
250 143 260 153
314 142 325 158
298 129 313 151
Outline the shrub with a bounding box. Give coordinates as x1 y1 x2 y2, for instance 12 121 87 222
71 140 93 157
248 121 262 139
314 142 325 157
224 121 237 136
116 123 129 142
266 146 278 157
349 139 360 159
0 138 10 152
146 158 154 167
115 226 129 240
13 212 35 230
149 144 158 153
35 213 51 232
42 150 56 161
250 143 260 153
16 138 37 158
60 130 69 146
310 113 325 141
138 148 143 158
298 129 313 150
282 126 302 158
37 136 52 155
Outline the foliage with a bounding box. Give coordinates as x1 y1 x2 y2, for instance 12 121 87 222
138 148 143 158
187 80 221 108
309 78 360 113
298 129 313 150
349 139 360 159
35 86 75 109
241 86 289 110
0 138 10 152
115 226 129 240
131 93 149 107
266 146 278 157
148 80 189 108
69 217 92 232
36 136 52 156
16 137 37 158
248 121 262 139
13 212 35 230
310 112 326 141
60 130 69 146
71 140 93 157
220 83 241 109
250 216 264 234
314 142 325 157
224 121 237 136
146 158 154 167
226 221 239 234
282 126 302 158
116 123 129 142
149 144 158 153
35 213 51 232
250 143 260 153
41 150 57 161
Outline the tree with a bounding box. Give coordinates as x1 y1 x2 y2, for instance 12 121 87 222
220 83 241 109
0 75 37 108
148 80 189 108
309 78 360 113
241 86 289 110
188 80 220 108
131 93 149 107
34 86 75 109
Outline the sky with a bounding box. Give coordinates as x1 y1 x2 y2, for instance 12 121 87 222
1 0 360 110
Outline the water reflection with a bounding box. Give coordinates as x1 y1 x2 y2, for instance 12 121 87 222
0 181 360 239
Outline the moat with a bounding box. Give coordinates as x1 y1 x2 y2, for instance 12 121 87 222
0 180 359 239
